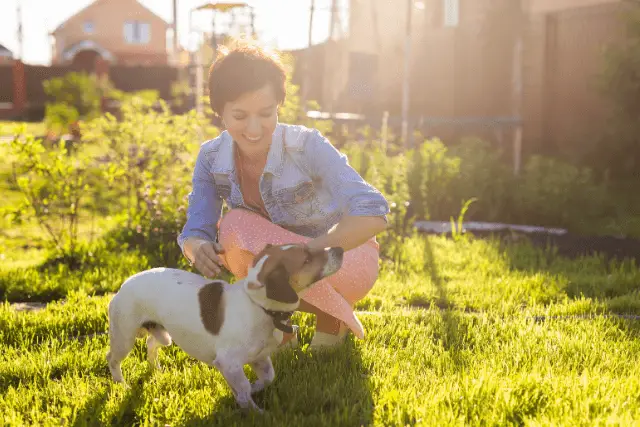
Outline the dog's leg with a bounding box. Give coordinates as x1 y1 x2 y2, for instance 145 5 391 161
213 352 262 413
106 324 137 383
249 356 275 394
145 325 171 370
146 335 161 369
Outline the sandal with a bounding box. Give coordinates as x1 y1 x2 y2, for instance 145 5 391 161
310 322 349 348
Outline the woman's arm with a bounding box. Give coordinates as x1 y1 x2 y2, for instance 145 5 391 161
307 215 387 252
177 142 224 268
302 129 390 251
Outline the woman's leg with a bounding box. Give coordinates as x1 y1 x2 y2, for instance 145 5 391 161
217 208 379 339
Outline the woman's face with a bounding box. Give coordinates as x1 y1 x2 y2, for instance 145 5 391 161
221 84 279 159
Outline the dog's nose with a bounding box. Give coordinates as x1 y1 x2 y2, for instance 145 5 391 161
328 247 344 260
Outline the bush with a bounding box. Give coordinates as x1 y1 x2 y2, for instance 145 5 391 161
43 72 114 122
44 103 80 137
596 2 640 178
449 138 512 222
81 92 216 246
512 155 610 228
342 135 613 234
407 138 461 221
4 132 90 260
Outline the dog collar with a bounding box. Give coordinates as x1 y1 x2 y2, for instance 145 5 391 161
261 307 295 334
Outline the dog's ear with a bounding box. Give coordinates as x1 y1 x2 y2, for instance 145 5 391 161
251 243 273 267
252 243 274 267
265 264 298 304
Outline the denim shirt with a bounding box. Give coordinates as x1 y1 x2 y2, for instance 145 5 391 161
177 123 390 251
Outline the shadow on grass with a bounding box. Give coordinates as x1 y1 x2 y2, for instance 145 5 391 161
71 364 154 427
421 237 470 359
490 231 640 306
182 341 375 426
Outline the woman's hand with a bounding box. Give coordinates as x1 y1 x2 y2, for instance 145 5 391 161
184 238 226 278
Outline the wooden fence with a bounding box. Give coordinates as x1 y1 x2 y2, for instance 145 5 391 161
0 59 181 120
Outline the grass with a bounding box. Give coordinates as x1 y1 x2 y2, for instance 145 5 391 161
0 121 47 137
1 118 640 424
1 233 639 426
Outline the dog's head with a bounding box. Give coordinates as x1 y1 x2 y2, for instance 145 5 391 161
244 243 344 309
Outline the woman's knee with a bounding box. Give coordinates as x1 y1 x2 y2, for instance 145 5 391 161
219 209 263 248
219 209 251 239
219 208 305 252
333 248 380 304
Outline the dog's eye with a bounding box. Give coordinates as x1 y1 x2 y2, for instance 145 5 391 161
304 255 312 264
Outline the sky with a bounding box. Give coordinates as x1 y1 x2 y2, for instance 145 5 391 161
0 0 349 65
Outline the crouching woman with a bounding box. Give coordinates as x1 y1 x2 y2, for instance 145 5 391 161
178 44 389 348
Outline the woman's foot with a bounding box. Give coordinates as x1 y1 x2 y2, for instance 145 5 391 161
310 322 349 348
277 324 298 349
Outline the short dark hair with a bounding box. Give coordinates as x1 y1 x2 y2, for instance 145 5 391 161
207 44 287 117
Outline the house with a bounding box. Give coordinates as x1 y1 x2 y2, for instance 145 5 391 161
50 0 170 67
331 0 624 147
0 43 14 65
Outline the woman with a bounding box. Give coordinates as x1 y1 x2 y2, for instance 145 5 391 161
178 44 389 348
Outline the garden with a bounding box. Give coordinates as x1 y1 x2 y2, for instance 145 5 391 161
1 45 640 425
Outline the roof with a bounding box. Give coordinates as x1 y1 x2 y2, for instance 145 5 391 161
62 40 114 62
52 0 169 35
0 43 12 57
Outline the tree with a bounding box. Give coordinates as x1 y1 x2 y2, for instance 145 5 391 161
597 0 640 178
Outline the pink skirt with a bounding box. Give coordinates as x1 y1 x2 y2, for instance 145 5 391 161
217 208 379 339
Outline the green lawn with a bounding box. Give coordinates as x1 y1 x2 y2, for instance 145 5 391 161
1 234 639 426
0 121 47 137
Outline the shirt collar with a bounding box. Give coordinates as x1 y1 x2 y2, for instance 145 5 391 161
211 123 285 177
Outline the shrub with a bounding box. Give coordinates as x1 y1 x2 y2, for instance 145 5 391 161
449 138 512 222
343 135 613 236
596 2 640 178
44 103 80 137
4 131 90 262
81 92 216 245
407 138 461 221
43 72 113 121
512 155 610 228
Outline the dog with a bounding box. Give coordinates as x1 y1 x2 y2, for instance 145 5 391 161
106 243 344 412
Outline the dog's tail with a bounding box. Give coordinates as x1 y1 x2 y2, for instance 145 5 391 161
140 321 172 346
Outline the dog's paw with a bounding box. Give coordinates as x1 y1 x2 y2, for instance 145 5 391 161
239 399 264 414
241 403 264 415
110 378 129 389
250 381 266 394
109 373 125 383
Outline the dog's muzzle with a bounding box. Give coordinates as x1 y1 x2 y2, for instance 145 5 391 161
321 247 344 278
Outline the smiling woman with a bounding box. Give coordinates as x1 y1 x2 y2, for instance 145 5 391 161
178 43 390 349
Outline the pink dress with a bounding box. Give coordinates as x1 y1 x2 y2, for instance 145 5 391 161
217 208 379 339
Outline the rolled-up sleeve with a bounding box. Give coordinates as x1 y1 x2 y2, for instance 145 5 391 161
304 130 390 221
177 144 223 252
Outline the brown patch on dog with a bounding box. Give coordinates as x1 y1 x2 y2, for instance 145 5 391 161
252 243 273 267
198 281 225 335
252 244 333 303
264 263 298 304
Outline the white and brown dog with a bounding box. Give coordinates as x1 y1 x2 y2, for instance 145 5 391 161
106 243 344 412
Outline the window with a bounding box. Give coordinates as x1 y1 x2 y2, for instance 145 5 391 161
443 0 459 27
83 21 95 34
124 21 151 44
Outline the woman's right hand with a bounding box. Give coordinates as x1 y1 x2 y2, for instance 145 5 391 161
185 238 226 278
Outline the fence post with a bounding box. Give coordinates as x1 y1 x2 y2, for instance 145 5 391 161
512 36 523 176
381 110 389 154
12 60 26 118
94 57 110 112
